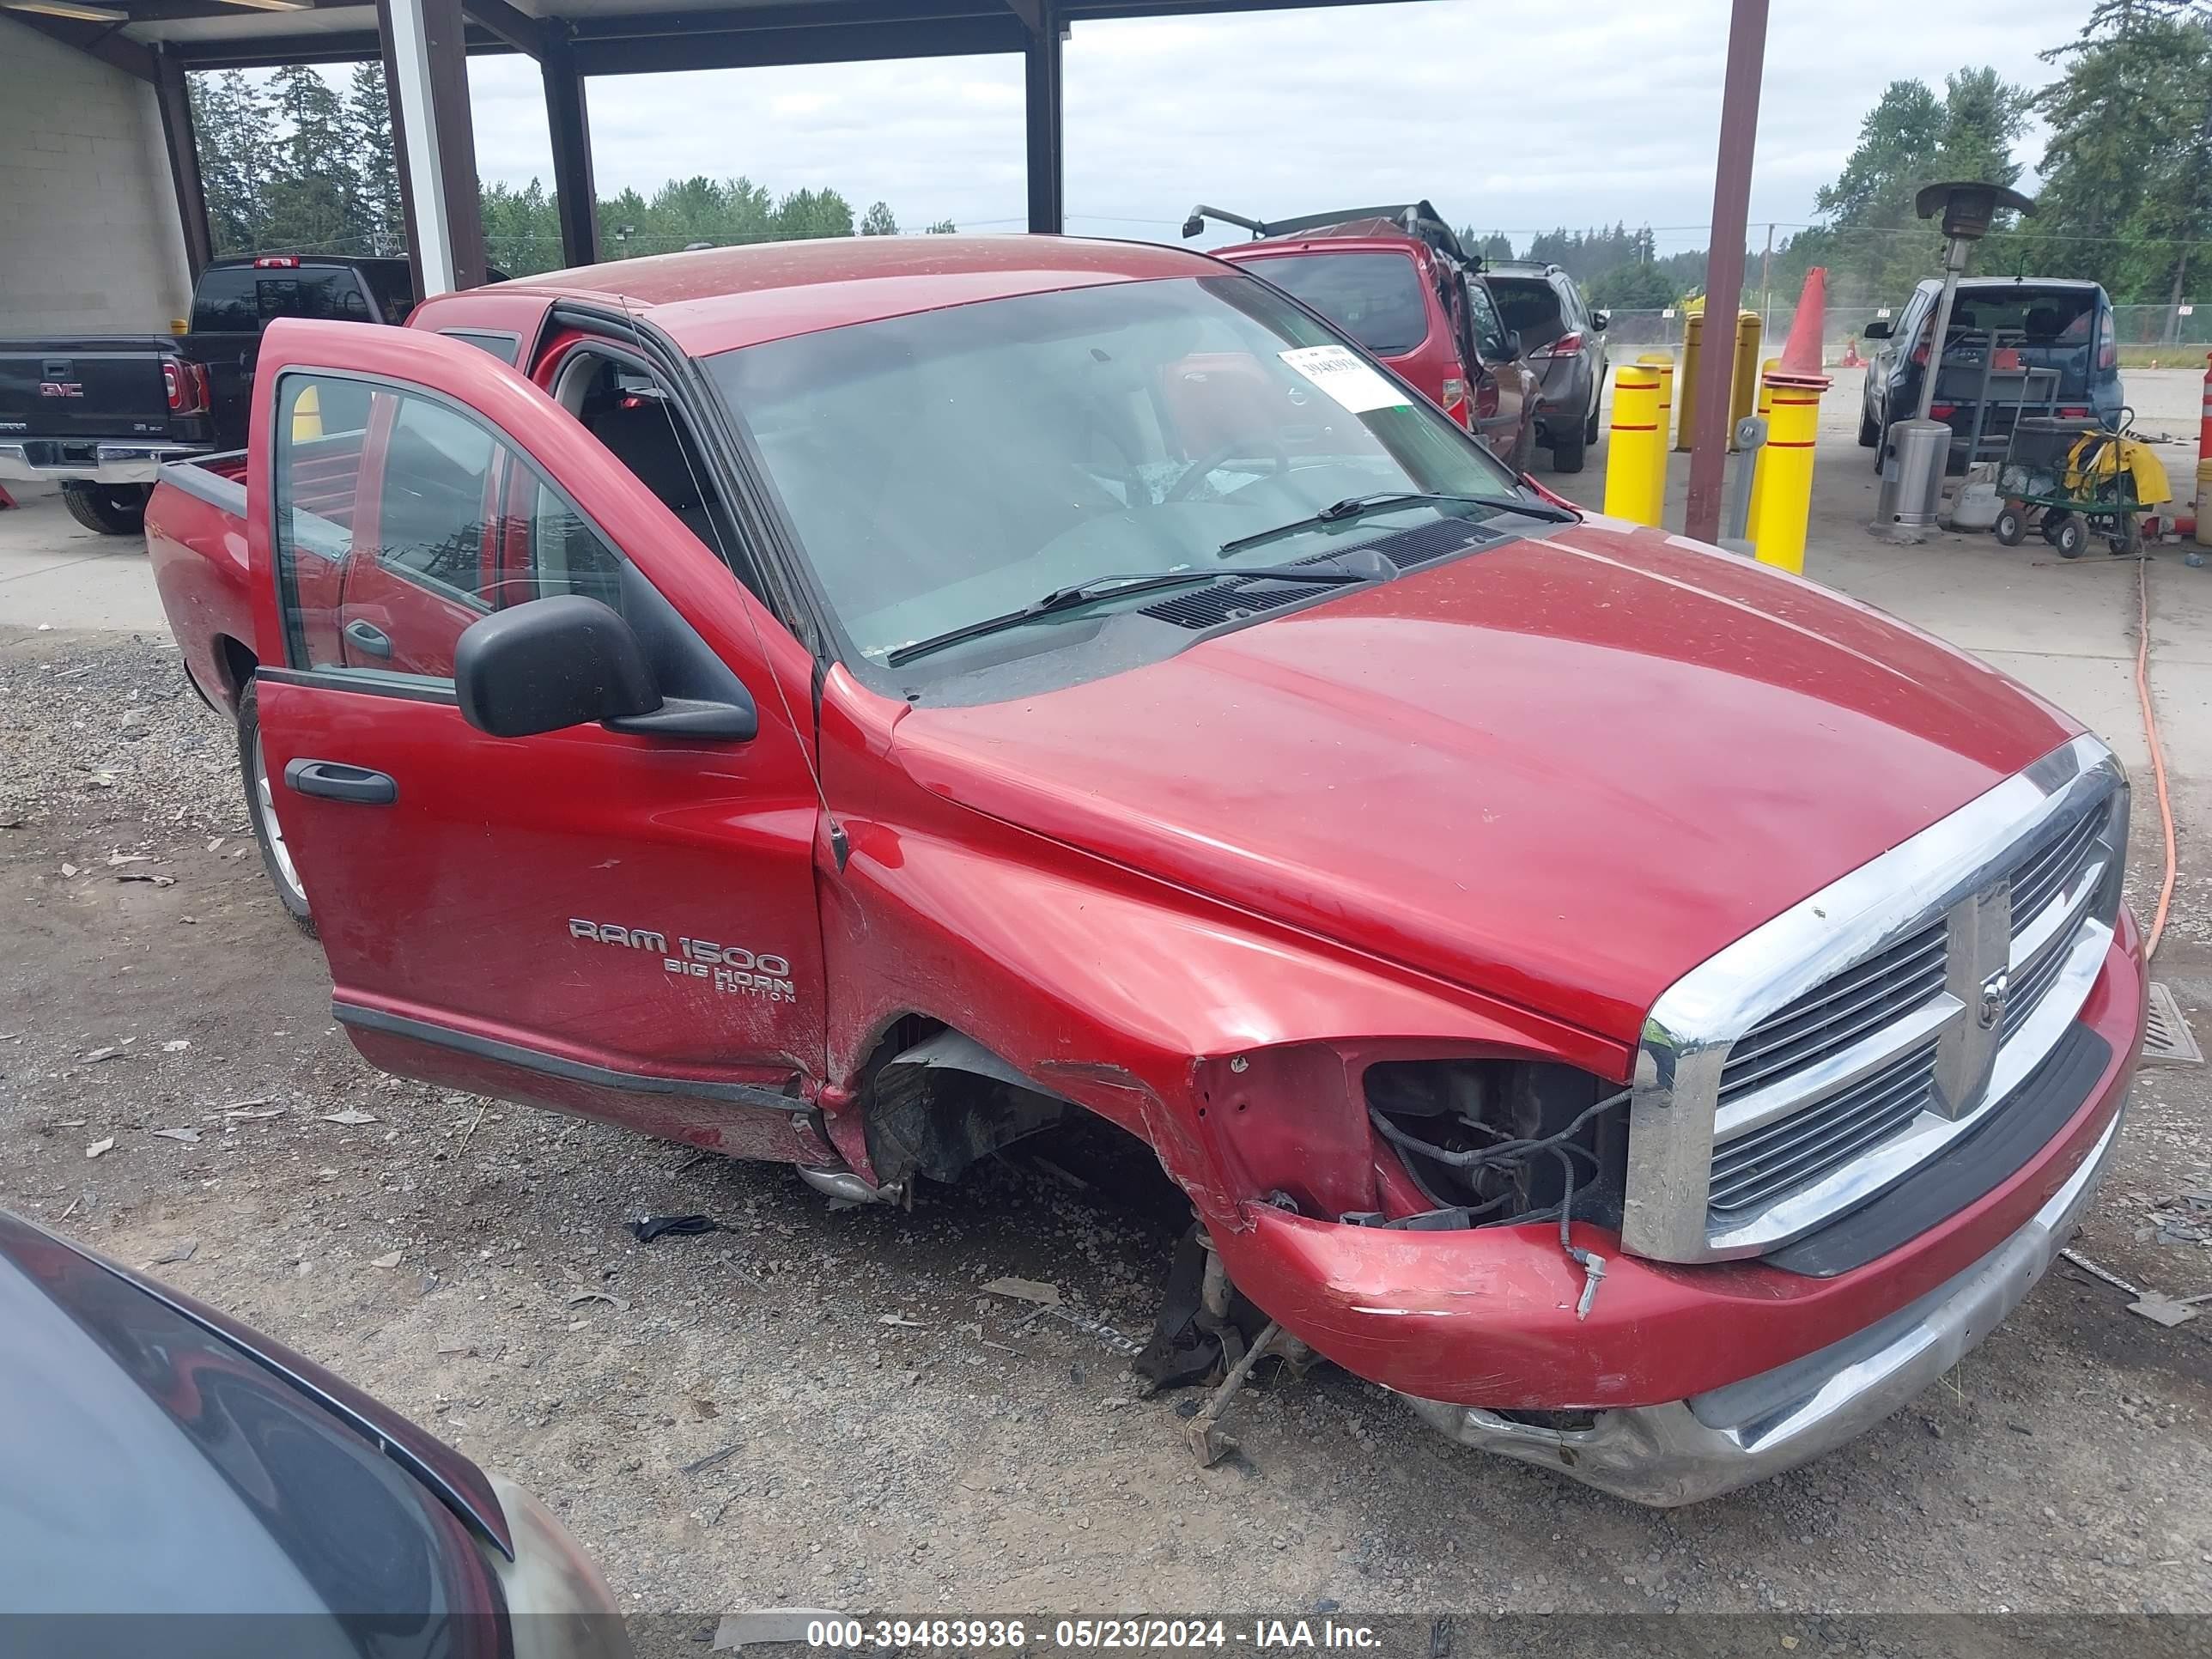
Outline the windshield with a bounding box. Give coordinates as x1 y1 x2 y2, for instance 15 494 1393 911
706 274 1532 672
1241 251 1431 355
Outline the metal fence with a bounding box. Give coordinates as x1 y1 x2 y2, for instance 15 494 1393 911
1594 302 2212 365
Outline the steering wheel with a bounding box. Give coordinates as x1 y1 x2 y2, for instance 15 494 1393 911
1164 440 1290 504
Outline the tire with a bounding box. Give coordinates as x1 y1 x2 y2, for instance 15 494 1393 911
1858 404 1880 447
60 481 149 537
1550 429 1586 474
2109 515 2141 556
2054 514 2087 560
1583 388 1601 446
235 680 313 931
1994 505 2027 547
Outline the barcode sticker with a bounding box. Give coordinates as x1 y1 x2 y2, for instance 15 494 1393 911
1278 345 1411 415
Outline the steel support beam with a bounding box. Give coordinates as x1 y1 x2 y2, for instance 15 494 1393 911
376 0 488 296
568 12 1023 74
462 0 550 57
543 40 599 268
8 12 156 80
152 46 213 278
1023 3 1063 234
1682 0 1768 544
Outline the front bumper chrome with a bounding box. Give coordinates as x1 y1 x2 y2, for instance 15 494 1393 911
1401 1102 2124 1506
0 441 205 485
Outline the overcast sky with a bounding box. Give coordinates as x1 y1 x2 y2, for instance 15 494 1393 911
459 0 2096 253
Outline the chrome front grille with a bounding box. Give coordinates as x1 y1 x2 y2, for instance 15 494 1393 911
1709 1038 1941 1214
1626 735 2128 1264
1717 923 1948 1106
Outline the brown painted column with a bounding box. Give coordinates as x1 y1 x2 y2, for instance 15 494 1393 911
153 47 212 279
374 0 488 295
1682 0 1768 544
543 40 598 268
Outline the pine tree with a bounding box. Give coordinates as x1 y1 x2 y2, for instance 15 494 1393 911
190 70 276 256
860 201 898 236
262 66 359 254
348 64 404 256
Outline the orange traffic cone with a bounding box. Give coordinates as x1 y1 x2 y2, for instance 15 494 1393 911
1770 266 1832 388
1839 337 1863 369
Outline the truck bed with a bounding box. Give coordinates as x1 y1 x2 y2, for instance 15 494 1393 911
146 453 255 716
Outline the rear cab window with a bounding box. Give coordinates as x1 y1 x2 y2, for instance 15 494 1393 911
191 266 374 333
1246 251 1432 356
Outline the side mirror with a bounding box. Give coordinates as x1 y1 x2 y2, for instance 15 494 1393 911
1590 310 1610 332
456 595 660 738
1502 328 1524 362
1863 319 1893 340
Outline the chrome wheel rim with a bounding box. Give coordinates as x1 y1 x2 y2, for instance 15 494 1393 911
252 729 304 904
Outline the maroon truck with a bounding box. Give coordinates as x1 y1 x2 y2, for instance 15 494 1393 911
144 235 2141 1504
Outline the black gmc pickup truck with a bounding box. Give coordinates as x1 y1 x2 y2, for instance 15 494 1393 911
0 254 418 534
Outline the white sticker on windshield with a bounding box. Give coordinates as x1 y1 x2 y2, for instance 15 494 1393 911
1278 345 1412 415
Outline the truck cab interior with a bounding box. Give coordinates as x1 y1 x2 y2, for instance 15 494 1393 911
547 349 755 592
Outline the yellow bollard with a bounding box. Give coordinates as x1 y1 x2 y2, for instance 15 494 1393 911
1681 305 1763 452
1675 308 1704 452
1746 356 1780 530
1604 363 1664 526
1636 353 1675 525
290 382 324 443
1748 372 1824 574
1729 313 1764 435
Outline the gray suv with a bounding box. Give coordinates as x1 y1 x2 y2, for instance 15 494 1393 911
1484 261 1610 472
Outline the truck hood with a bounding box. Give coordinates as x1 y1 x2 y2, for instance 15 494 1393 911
889 521 2076 1048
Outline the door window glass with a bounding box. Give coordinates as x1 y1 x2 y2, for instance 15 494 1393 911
1464 278 1510 362
275 372 629 685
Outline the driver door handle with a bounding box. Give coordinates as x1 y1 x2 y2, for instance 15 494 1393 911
344 619 393 659
284 759 397 805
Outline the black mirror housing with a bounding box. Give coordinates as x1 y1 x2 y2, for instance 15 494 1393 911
1590 310 1610 332
455 595 660 738
1502 328 1524 362
1862 319 1893 340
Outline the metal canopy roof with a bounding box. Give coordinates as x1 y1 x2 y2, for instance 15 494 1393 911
69 0 1422 71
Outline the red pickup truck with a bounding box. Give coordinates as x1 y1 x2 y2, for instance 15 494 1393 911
145 235 2142 1506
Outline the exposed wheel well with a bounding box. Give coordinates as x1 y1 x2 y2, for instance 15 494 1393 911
851 1015 1075 1188
216 635 258 706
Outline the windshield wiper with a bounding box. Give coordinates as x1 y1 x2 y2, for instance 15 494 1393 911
885 564 1376 667
1218 489 1577 558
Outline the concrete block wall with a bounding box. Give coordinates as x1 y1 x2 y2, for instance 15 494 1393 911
0 16 193 336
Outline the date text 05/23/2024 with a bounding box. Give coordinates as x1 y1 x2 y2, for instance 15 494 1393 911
800 1620 1384 1651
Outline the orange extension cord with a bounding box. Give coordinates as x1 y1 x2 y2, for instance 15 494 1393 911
2137 556 2179 959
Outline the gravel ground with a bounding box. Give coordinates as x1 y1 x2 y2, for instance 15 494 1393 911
3 611 2211 1626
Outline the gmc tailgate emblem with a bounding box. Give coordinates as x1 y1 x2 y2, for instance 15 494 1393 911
38 382 84 398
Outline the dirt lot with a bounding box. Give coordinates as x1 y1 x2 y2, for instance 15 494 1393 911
4 403 2212 1620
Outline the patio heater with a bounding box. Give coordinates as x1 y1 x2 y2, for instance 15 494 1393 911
1874 180 2037 541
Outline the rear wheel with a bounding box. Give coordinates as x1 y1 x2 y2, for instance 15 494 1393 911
60 481 149 537
235 680 313 931
2053 514 2088 560
1858 404 1881 447
1550 428 1586 475
1583 388 1601 446
1994 505 2027 546
2108 515 2141 556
